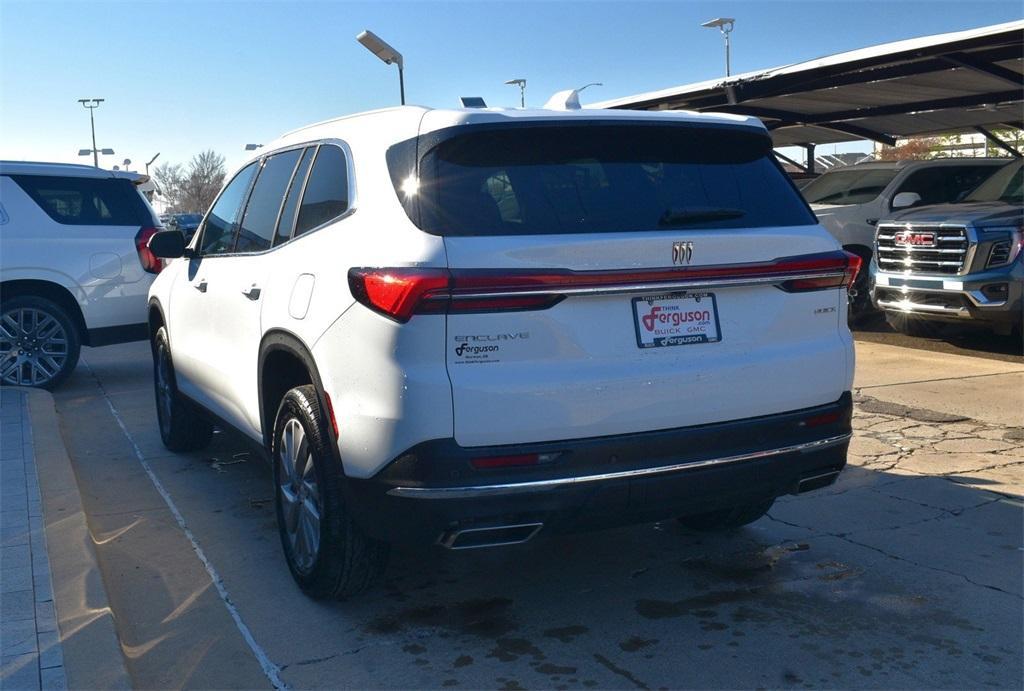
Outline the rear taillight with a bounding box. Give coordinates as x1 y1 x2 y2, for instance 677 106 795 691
348 269 450 322
348 250 861 322
135 227 162 274
778 251 861 293
347 269 560 322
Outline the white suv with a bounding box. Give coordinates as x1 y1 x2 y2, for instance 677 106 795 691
146 105 859 599
1 162 163 388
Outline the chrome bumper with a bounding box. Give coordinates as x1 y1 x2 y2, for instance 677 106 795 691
386 433 852 500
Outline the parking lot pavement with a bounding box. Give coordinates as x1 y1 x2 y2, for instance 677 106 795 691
48 340 1022 690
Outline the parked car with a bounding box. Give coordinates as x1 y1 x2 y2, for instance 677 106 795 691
167 212 202 240
802 158 1006 317
872 158 1023 336
0 161 163 388
146 104 858 599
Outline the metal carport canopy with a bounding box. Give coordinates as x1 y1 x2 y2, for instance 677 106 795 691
589 20 1023 150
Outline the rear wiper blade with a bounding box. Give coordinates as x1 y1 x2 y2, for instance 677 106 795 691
658 207 746 226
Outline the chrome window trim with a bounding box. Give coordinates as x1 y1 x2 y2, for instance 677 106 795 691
386 433 852 500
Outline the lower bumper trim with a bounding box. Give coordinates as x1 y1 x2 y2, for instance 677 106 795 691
387 433 852 500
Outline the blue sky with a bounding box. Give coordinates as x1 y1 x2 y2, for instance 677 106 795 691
1 0 1020 173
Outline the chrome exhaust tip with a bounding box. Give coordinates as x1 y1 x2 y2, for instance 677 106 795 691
439 522 543 550
797 470 840 493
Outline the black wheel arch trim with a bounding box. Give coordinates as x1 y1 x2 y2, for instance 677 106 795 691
257 329 339 460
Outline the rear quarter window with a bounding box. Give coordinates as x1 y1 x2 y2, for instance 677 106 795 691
10 175 151 226
388 123 816 236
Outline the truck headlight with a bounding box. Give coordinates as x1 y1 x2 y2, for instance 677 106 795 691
984 227 1023 269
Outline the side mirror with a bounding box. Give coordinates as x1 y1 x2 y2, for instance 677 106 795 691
892 192 922 209
148 230 186 259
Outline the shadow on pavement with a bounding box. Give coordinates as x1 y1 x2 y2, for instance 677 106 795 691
852 312 1023 362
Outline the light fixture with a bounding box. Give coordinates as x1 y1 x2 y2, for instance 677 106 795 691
357 30 405 105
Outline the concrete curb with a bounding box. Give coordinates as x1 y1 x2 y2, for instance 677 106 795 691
20 387 132 690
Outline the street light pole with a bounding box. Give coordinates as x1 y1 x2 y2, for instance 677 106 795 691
505 79 527 108
701 18 735 77
356 30 406 105
78 98 104 167
145 153 160 176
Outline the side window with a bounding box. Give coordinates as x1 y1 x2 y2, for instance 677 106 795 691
235 149 303 253
9 175 150 226
294 145 349 236
274 147 315 246
200 163 257 255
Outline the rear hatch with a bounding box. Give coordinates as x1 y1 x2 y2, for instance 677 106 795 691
393 118 855 447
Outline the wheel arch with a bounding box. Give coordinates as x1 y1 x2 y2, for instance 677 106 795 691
1 279 89 345
147 299 167 352
257 329 338 457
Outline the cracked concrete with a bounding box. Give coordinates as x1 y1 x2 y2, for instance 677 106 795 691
45 341 1024 690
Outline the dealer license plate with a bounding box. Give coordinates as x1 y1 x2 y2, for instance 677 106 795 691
632 292 721 349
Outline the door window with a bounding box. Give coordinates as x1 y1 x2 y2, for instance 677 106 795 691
294 145 350 236
236 149 303 253
200 163 257 255
274 147 315 246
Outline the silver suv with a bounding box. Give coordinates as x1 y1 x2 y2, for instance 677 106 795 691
802 158 1006 316
872 159 1023 337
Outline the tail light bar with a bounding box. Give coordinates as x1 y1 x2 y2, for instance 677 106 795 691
348 250 861 323
135 226 163 274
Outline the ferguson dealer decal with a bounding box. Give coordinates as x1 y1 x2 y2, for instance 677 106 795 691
452 333 530 363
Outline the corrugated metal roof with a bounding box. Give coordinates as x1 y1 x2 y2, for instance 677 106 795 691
590 20 1023 150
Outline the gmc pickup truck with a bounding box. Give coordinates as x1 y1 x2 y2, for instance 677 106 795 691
871 159 1023 337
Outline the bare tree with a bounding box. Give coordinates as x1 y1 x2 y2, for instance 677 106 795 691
151 150 226 213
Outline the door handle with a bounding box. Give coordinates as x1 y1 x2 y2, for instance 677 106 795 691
194 279 208 293
241 284 262 300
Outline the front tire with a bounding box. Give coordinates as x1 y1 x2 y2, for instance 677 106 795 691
677 498 775 532
0 295 81 389
272 385 388 599
152 326 212 452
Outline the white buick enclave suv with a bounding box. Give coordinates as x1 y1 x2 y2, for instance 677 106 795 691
146 104 859 599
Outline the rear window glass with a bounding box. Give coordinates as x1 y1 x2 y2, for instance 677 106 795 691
388 123 815 236
11 175 151 226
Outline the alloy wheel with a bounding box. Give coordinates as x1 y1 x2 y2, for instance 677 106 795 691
0 308 69 386
155 344 174 436
278 418 322 573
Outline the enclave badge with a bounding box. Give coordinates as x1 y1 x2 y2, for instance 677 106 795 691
672 241 694 265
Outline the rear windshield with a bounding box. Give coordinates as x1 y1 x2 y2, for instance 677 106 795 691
801 168 898 206
388 123 815 236
10 175 151 226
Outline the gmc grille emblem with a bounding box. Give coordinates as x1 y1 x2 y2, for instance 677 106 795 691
672 241 694 265
894 231 936 248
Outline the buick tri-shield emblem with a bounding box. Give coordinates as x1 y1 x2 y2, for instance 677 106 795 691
672 241 694 265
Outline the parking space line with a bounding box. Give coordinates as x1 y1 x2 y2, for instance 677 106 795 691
83 361 287 690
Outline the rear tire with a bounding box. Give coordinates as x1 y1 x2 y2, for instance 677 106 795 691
272 385 388 599
0 295 81 389
884 312 942 338
677 498 775 532
153 326 213 452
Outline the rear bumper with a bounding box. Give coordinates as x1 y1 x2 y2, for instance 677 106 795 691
345 393 852 546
